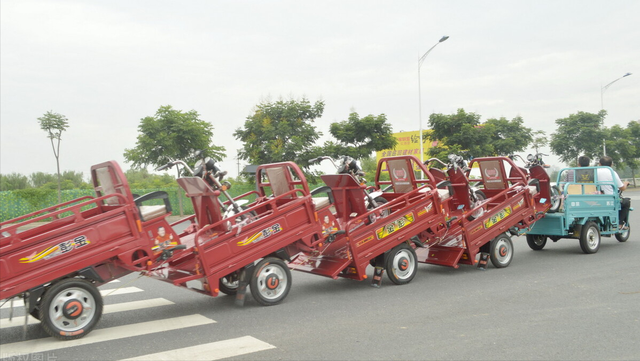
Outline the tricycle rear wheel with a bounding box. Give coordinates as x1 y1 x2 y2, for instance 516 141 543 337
250 258 291 306
490 234 513 268
39 278 103 340
526 234 547 250
385 243 418 285
579 221 600 254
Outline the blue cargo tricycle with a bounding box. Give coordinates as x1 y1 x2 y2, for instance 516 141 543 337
522 166 632 254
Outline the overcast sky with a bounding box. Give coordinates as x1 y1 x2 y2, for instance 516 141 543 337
1 0 638 179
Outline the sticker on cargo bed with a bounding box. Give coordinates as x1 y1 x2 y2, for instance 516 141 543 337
483 206 512 229
513 198 524 210
417 202 433 217
19 235 90 263
375 213 414 240
356 235 375 248
237 224 282 246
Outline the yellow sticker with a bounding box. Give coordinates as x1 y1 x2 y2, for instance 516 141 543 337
376 213 415 240
484 206 512 229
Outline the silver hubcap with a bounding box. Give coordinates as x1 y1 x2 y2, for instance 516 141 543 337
494 239 512 264
49 287 96 332
255 264 287 300
392 249 415 280
586 227 599 249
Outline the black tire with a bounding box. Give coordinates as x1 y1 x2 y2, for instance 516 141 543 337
526 234 547 251
219 271 240 296
472 189 486 203
250 258 291 306
30 307 41 320
385 243 418 285
468 190 486 220
371 197 390 216
490 234 514 268
548 185 562 213
579 221 600 254
615 224 630 243
39 278 103 340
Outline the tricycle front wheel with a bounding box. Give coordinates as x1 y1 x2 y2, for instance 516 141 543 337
615 224 630 242
579 221 600 254
219 271 240 295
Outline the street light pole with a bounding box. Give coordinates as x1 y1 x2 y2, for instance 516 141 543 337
600 72 632 156
418 35 449 172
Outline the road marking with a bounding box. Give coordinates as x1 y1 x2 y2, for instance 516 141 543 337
1 287 143 309
121 335 276 361
1 314 216 357
0 298 175 329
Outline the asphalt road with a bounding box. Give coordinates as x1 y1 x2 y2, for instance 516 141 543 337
1 193 639 361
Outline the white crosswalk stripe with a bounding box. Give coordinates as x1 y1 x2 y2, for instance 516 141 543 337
121 335 276 361
1 284 277 361
0 298 175 329
1 286 144 309
1 314 216 357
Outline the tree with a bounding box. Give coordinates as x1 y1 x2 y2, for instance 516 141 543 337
531 130 548 154
323 112 398 159
124 169 176 189
234 98 324 169
30 172 57 188
549 110 606 164
426 108 533 160
124 105 226 171
0 173 30 191
605 121 640 186
38 110 69 203
483 116 533 156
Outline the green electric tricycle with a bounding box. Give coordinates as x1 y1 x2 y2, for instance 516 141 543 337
522 166 632 254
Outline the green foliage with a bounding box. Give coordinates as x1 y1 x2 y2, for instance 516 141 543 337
360 155 377 175
426 108 533 160
234 97 324 174
38 110 70 203
604 121 640 172
324 112 398 159
124 105 226 170
30 172 57 188
0 173 30 191
531 130 548 154
124 168 176 189
14 188 56 209
484 116 533 156
38 111 69 140
549 110 606 163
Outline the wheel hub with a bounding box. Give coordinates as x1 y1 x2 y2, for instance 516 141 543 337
499 245 508 257
398 257 409 271
62 299 83 319
265 274 280 290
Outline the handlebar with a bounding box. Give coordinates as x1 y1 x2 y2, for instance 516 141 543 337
156 160 195 175
424 158 448 168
